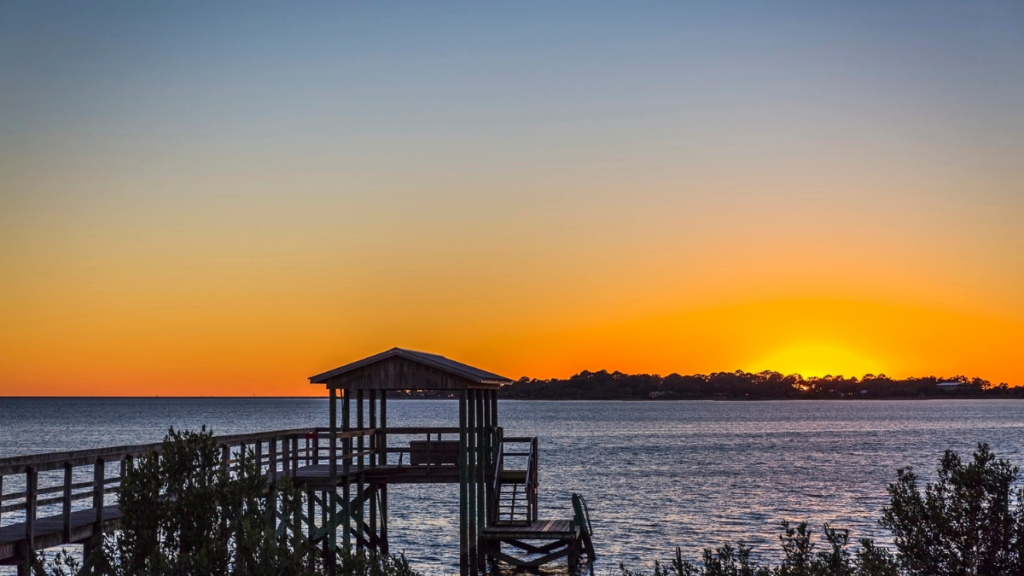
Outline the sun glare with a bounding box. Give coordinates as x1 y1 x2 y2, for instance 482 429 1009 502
754 344 884 379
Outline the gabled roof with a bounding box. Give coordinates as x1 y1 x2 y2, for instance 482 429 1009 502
309 347 512 388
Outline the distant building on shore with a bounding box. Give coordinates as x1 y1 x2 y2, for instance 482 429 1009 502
937 381 969 392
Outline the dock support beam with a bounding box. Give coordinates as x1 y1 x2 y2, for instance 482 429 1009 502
343 390 351 552
329 387 338 574
459 389 469 576
379 390 389 554
357 390 365 550
369 390 377 549
475 390 486 573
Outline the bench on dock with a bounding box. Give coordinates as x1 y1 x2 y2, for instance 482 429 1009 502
408 440 460 466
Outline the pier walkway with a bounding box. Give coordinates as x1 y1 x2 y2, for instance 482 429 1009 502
0 348 595 576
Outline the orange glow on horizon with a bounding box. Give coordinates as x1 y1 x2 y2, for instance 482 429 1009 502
2 4 1022 396
1 293 1020 396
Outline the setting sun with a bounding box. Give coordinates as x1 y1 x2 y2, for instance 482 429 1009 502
754 344 884 379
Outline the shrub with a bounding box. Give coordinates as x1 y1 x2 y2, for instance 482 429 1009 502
37 427 417 576
625 444 1020 576
881 443 1024 575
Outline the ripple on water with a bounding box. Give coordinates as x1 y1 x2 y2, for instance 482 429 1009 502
2 399 1023 574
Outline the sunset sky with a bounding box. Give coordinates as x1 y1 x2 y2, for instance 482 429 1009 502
2 2 1022 396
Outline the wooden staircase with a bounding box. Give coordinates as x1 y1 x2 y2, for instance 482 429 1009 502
491 438 537 526
483 436 595 571
495 473 530 525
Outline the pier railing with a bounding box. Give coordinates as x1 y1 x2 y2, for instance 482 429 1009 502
0 425 500 563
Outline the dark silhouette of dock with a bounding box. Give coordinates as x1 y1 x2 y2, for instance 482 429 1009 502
0 348 594 575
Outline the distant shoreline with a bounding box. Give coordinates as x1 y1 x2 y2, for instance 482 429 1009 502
2 395 1023 401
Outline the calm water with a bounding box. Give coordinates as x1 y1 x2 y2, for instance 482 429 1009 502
2 398 1023 573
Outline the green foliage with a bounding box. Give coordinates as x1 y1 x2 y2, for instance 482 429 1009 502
880 443 1024 575
335 548 419 576
620 523 898 576
40 427 417 576
624 444 1020 576
80 426 323 576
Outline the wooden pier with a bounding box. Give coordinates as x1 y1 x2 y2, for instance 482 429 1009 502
0 348 594 575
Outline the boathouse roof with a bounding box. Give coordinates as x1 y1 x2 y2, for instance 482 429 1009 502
309 347 512 390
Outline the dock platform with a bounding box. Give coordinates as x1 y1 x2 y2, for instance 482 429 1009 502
0 348 595 576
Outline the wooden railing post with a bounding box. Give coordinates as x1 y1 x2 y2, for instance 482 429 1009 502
282 436 291 476
62 461 73 541
25 466 38 546
270 437 278 481
221 444 230 472
532 438 539 522
291 436 299 478
93 458 105 527
0 474 4 527
268 437 278 530
120 455 129 491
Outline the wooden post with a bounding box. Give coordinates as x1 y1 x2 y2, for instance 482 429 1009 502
62 461 73 542
369 391 377 467
270 438 278 478
20 466 37 576
306 487 315 544
321 491 329 566
459 389 469 576
25 466 38 547
532 438 539 522
268 437 278 530
342 389 351 551
356 389 365 550
93 458 105 524
379 390 388 553
368 390 377 550
292 436 299 477
476 389 486 572
81 458 104 560
469 389 479 575
282 436 291 476
329 387 338 561
254 441 263 477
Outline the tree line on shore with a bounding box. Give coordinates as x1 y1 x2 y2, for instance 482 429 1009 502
496 370 1020 400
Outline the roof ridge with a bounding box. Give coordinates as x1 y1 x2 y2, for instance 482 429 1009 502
308 348 512 386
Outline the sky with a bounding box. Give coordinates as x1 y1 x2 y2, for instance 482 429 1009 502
1 1 1022 396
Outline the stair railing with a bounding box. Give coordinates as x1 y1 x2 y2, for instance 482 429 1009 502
523 438 538 523
490 432 504 525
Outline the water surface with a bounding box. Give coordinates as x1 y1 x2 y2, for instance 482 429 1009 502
2 398 1022 573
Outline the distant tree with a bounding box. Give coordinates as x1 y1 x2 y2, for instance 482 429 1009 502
499 370 1020 400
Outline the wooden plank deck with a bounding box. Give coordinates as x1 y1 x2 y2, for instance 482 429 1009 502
482 519 578 540
0 506 122 564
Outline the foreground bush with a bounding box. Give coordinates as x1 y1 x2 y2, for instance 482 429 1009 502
36 427 418 576
624 444 1023 576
